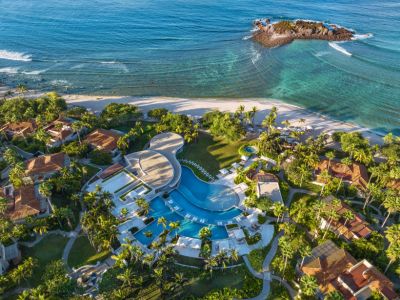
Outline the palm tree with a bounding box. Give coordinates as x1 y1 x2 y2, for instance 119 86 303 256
381 189 400 228
169 221 180 238
117 135 129 154
322 208 340 240
136 198 150 215
35 128 51 153
251 106 258 126
279 237 294 276
339 210 354 236
71 121 84 144
299 244 312 268
38 181 53 200
272 202 287 222
298 164 311 187
157 216 167 229
299 275 318 297
230 249 239 263
385 224 400 248
0 197 8 215
199 226 212 240
9 162 25 188
385 243 400 273
326 151 335 170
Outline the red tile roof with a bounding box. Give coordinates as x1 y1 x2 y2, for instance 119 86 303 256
6 185 41 221
84 129 121 152
0 120 37 137
44 118 73 142
316 159 369 190
26 153 67 176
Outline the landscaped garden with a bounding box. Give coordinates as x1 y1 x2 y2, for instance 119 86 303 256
68 235 110 268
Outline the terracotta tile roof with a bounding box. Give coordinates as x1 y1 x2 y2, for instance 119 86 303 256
316 159 369 190
302 247 357 294
323 201 373 240
100 163 124 179
302 242 399 300
84 129 122 152
339 260 399 300
6 185 41 221
26 153 67 176
0 120 37 137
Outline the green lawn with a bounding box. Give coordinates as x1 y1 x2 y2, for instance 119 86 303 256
21 234 69 288
81 163 101 180
178 132 247 175
68 235 110 268
267 280 290 300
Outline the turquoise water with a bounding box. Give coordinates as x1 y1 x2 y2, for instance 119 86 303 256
178 167 239 211
0 0 399 132
134 197 228 246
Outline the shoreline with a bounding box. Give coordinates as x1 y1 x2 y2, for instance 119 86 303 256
63 94 385 145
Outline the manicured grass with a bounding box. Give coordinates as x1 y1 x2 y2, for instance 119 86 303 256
178 132 247 175
81 163 101 180
21 234 69 288
180 161 212 182
68 235 110 268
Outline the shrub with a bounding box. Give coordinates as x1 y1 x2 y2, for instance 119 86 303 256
147 108 168 120
89 150 112 165
257 214 267 224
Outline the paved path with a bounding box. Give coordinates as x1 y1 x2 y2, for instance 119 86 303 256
243 231 290 300
62 223 82 271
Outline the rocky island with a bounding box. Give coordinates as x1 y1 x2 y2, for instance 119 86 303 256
252 19 354 48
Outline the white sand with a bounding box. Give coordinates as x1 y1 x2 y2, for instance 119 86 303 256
63 94 385 145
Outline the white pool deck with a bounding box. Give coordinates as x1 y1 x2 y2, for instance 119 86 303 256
87 171 135 194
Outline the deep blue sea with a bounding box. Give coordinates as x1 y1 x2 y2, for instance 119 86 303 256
0 0 399 133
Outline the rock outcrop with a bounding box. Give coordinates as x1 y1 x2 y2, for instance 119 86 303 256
252 19 354 48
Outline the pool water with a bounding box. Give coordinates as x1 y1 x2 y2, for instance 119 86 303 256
134 197 228 246
244 145 257 154
178 167 239 211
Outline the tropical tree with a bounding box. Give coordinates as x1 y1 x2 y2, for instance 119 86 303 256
35 128 51 152
136 198 150 215
299 274 318 297
16 84 28 96
169 221 180 238
278 236 294 277
385 243 400 273
199 226 212 240
299 244 312 268
262 106 278 133
157 216 167 229
39 181 53 200
71 121 85 144
9 162 25 188
326 151 335 169
385 224 400 247
381 189 400 228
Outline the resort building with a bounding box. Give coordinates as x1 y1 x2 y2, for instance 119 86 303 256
1 184 48 221
0 242 21 275
43 117 78 147
0 120 37 139
251 172 283 203
25 152 70 181
300 241 399 300
315 159 369 190
320 198 372 242
84 128 123 157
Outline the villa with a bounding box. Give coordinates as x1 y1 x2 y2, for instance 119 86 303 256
315 159 369 190
1 184 48 222
252 172 283 203
300 241 399 300
43 117 78 147
25 152 70 181
0 120 37 139
0 242 21 275
320 198 372 242
84 128 123 157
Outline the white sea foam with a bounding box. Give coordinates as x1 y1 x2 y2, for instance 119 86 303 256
242 35 252 40
100 61 129 73
0 67 20 74
0 50 32 62
21 69 47 75
329 42 352 56
314 51 331 57
351 33 373 41
50 79 71 86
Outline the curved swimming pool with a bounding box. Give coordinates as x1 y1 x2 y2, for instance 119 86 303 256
178 167 239 211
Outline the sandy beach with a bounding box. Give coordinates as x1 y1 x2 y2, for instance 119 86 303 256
63 94 385 145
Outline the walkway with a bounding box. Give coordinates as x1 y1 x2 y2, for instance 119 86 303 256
62 223 82 271
243 231 296 300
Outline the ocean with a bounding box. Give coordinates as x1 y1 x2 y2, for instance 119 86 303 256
0 0 399 133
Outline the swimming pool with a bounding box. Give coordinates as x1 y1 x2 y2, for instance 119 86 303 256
89 170 135 194
134 197 228 246
178 167 239 211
